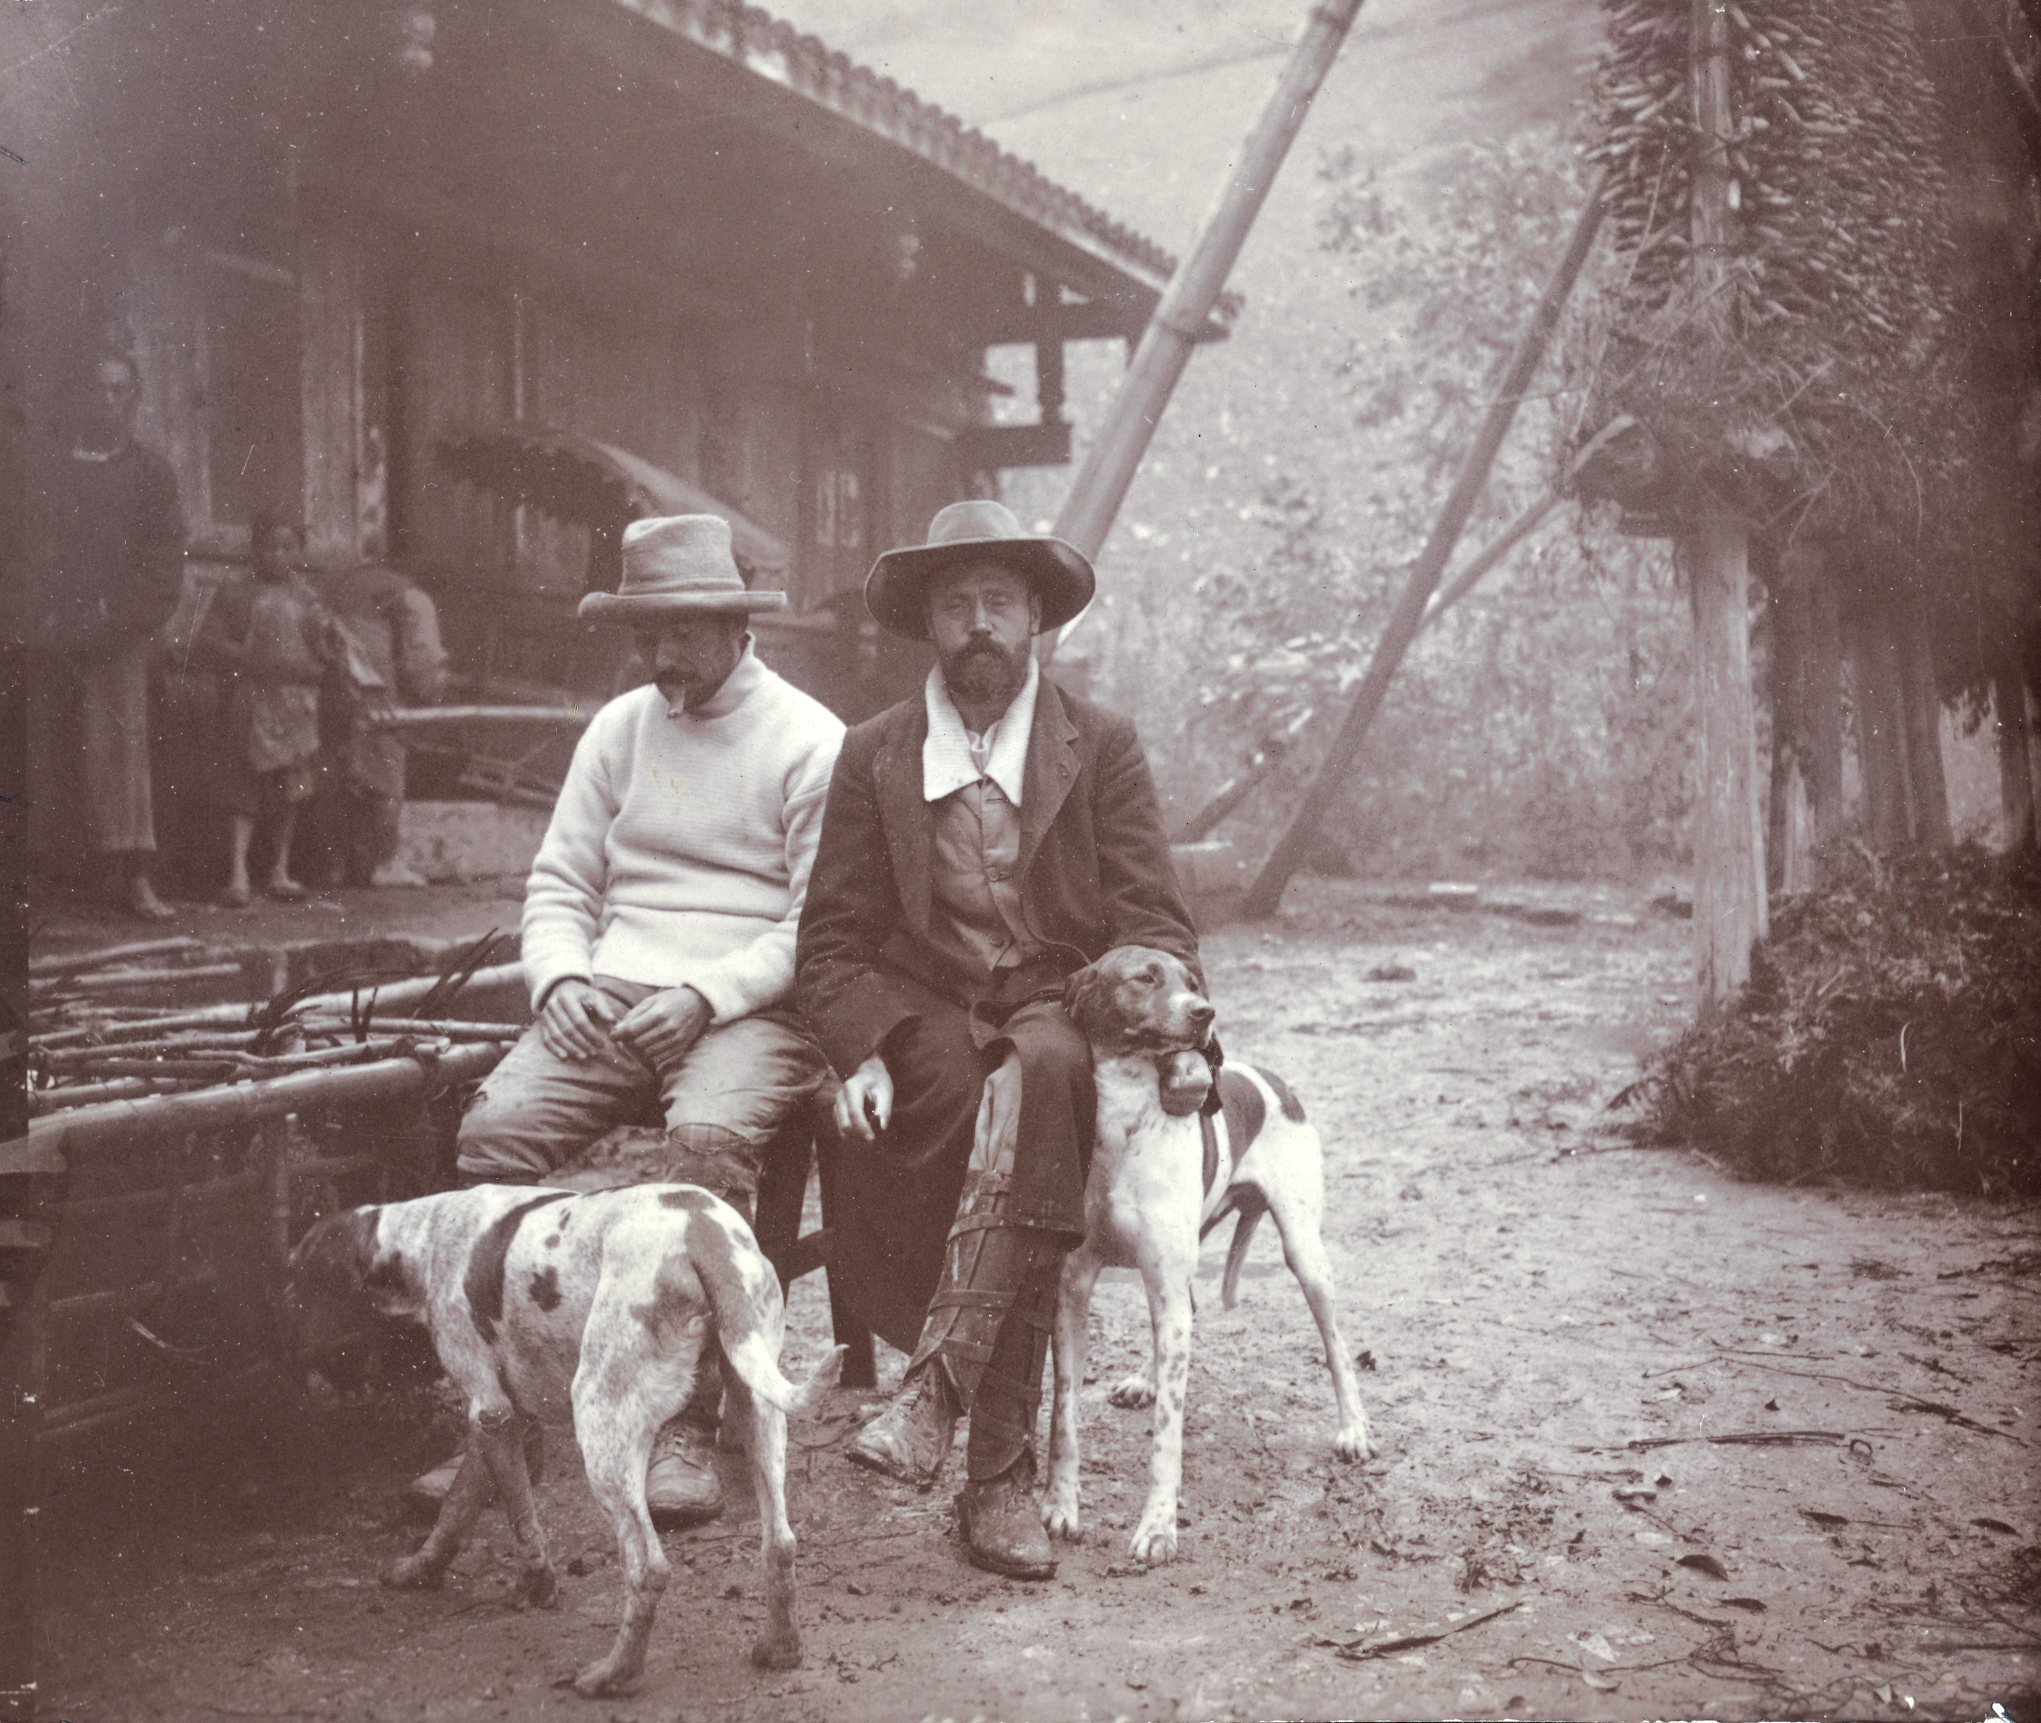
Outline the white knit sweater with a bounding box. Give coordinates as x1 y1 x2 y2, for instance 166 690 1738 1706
520 645 845 1021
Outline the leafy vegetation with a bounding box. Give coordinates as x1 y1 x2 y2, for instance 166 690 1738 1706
1623 845 2041 1194
1182 129 1695 879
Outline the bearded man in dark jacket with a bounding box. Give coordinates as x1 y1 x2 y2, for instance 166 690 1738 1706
796 501 1205 1581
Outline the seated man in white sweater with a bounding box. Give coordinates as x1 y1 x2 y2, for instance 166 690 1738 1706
434 513 844 1526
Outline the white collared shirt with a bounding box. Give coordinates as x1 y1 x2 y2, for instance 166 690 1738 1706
922 652 1039 805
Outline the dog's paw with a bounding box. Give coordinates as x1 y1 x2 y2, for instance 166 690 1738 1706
512 1562 560 1610
1333 1421 1373 1462
381 1553 446 1591
1042 1489 1083 1543
571 1654 643 1698
749 1628 803 1671
1127 1509 1179 1566
1107 1373 1156 1409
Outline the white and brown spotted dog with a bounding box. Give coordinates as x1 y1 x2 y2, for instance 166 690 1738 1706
1047 945 1371 1565
287 1184 838 1697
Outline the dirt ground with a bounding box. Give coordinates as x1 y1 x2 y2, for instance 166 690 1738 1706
32 877 2040 1723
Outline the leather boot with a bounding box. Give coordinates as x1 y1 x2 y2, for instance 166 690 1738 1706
647 1353 725 1527
405 1418 545 1519
846 1362 960 1488
958 1447 1055 1580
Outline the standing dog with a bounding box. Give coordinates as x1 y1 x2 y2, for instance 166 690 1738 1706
1046 945 1371 1564
287 1183 838 1697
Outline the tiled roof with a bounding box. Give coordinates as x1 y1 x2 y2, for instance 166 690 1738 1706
615 0 1191 293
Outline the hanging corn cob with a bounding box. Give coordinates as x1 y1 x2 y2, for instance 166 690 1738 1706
1585 0 1967 540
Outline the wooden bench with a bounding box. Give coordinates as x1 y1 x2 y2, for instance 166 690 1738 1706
752 1096 876 1390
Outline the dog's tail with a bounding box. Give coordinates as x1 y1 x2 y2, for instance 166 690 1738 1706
723 1333 846 1418
1219 1203 1267 1310
689 1210 845 1415
777 1345 848 1418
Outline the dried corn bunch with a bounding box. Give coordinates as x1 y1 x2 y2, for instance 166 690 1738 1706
1586 0 1966 541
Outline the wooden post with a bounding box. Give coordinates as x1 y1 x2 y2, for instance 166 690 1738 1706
1238 175 1609 917
1679 0 1767 1014
1853 599 1913 853
1688 510 1768 1013
1896 593 1951 849
1795 546 1848 869
1765 555 1807 895
1992 661 2037 848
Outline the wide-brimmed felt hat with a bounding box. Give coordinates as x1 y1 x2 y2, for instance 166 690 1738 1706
864 500 1094 640
579 514 787 623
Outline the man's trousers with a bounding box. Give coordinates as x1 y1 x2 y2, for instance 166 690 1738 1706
454 976 829 1186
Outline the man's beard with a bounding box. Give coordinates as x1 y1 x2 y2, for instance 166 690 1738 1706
940 636 1028 711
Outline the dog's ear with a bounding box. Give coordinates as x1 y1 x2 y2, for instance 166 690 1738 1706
283 1208 385 1357
1063 961 1110 1034
289 1207 381 1297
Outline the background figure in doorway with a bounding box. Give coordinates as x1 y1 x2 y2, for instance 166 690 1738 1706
24 351 187 919
310 562 448 888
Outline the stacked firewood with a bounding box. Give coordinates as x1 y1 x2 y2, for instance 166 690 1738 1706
28 934 521 1117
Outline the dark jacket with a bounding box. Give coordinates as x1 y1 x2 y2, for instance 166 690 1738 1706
28 441 186 654
797 673 1200 1080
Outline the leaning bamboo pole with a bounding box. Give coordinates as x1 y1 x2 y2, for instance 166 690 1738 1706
28 937 203 980
1239 174 1609 918
1044 0 1367 586
28 961 527 1038
369 705 594 729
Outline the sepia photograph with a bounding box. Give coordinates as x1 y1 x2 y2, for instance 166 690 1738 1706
2 0 2036 1717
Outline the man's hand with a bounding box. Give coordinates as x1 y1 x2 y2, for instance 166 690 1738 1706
969 1048 1024 1176
834 1053 894 1141
613 986 713 1069
537 979 620 1062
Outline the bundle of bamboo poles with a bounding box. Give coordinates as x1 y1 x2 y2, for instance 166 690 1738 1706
27 933 524 1118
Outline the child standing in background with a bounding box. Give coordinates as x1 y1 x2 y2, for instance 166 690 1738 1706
211 515 343 906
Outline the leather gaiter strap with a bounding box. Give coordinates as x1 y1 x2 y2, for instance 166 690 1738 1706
904 1165 1036 1404
964 1250 1061 1482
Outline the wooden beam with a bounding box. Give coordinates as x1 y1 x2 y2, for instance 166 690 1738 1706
28 938 203 981
1896 592 1951 848
954 420 1073 471
970 296 1218 347
1852 598 1912 853
1795 545 1847 866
